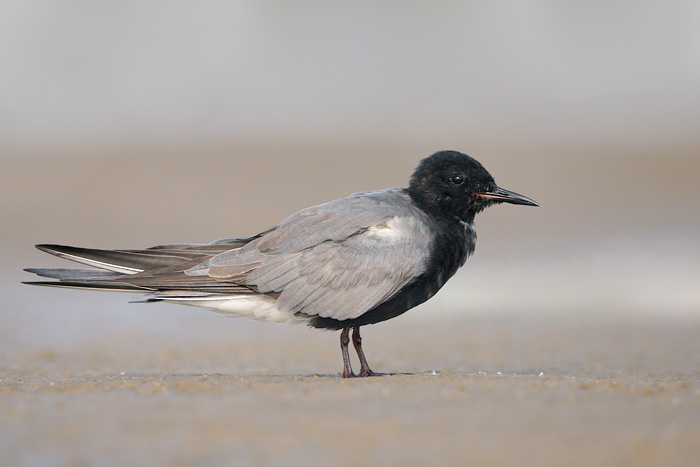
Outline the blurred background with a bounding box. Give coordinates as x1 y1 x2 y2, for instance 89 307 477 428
3 3 700 465
2 2 699 351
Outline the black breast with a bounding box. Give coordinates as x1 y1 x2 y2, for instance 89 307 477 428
309 218 475 330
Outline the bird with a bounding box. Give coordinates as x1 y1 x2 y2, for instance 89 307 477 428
24 150 538 377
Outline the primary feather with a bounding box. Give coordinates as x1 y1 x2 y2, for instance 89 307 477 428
25 189 434 326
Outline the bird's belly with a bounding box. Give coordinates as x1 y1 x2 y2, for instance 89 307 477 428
167 294 308 325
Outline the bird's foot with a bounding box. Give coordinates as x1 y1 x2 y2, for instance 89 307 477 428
341 368 385 378
358 369 385 377
342 370 385 378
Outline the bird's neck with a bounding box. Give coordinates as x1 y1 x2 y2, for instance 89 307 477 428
406 188 479 225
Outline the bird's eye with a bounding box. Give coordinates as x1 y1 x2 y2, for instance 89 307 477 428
449 175 465 185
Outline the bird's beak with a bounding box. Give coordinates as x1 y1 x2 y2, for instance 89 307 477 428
474 186 539 206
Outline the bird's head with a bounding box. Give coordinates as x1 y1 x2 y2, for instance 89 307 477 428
408 150 538 223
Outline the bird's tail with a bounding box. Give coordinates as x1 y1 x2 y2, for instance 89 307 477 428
25 236 258 293
22 241 248 292
23 244 154 291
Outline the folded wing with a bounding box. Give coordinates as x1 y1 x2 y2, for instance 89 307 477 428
188 189 434 321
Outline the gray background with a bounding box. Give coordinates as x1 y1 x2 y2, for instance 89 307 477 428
2 2 699 465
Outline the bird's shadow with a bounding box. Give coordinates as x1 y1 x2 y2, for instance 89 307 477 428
110 370 442 380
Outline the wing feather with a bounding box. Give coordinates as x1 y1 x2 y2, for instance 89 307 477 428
190 189 434 322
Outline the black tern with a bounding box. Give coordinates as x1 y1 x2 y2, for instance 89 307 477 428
25 150 538 377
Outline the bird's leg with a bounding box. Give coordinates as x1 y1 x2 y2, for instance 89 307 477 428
340 327 355 378
352 326 381 377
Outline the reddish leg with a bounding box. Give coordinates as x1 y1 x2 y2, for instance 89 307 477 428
352 326 381 377
340 327 355 378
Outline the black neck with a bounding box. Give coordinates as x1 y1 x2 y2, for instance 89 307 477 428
406 187 477 225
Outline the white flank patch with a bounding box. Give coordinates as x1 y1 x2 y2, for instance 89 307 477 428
164 294 307 325
367 216 423 242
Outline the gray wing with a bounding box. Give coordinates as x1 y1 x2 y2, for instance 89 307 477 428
187 189 434 321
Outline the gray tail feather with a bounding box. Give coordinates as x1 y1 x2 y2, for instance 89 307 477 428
24 249 158 291
24 268 124 281
22 280 154 292
23 267 144 290
26 240 262 293
33 240 258 274
34 244 196 274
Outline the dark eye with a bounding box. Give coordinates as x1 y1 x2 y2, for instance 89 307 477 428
449 175 464 185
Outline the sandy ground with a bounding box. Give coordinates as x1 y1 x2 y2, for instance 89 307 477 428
3 7 700 463
2 313 699 466
2 143 699 465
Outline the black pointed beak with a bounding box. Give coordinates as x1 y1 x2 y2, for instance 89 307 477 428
475 186 539 206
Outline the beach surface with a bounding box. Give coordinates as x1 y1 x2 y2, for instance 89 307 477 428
3 5 700 464
2 312 700 466
2 143 699 466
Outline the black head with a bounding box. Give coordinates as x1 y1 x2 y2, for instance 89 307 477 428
407 150 538 223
